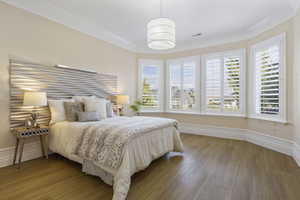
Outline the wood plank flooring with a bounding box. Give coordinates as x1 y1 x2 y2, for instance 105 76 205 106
1 134 300 200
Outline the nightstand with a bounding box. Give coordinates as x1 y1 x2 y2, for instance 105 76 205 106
11 126 49 168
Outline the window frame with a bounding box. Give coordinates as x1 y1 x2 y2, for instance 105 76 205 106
201 49 246 116
166 56 201 113
249 33 287 123
138 59 164 112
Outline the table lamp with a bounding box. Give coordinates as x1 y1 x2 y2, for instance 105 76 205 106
23 92 47 128
116 95 129 116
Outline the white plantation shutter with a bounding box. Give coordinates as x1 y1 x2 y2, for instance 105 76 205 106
224 56 241 112
169 63 181 110
167 57 199 112
138 60 163 111
251 33 286 122
205 58 222 110
182 63 196 110
203 50 245 114
255 46 280 115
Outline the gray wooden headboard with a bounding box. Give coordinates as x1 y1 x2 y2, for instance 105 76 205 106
9 59 118 128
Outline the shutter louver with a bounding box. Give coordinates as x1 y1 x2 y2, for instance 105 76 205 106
204 51 243 114
182 63 196 110
224 56 241 112
141 65 160 109
206 58 222 110
255 45 280 115
169 64 181 110
169 62 196 111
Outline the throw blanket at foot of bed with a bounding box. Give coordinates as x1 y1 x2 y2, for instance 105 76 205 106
75 116 184 200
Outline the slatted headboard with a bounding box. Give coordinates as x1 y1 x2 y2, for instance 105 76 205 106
9 59 118 128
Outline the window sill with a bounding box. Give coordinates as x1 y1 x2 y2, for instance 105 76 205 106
165 111 246 118
248 115 288 124
141 110 246 118
140 110 288 124
140 110 163 114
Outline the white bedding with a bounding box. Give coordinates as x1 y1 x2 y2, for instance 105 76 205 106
49 117 183 200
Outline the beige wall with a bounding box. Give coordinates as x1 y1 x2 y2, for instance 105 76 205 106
138 19 295 141
0 2 298 149
293 9 300 146
0 2 137 148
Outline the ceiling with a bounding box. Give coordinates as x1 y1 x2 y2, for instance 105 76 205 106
2 0 300 53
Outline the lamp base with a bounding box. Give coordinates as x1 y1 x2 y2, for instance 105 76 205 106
25 112 40 128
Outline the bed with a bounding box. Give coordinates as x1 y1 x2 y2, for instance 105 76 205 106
49 116 184 200
9 60 183 200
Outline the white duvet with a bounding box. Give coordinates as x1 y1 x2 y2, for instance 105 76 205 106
49 116 184 200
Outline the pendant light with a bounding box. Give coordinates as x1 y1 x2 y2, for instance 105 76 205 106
147 0 176 50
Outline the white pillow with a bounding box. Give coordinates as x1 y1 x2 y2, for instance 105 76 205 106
48 99 74 124
84 98 107 120
73 95 95 102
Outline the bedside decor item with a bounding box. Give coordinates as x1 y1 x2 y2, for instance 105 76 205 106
23 92 47 128
12 126 49 168
116 95 129 116
129 100 142 116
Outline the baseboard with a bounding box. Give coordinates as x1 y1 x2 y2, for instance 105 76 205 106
179 123 297 166
293 143 300 167
245 130 293 156
0 141 43 168
179 123 246 140
1 124 298 168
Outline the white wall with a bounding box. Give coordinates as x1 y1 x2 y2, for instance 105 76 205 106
293 9 300 146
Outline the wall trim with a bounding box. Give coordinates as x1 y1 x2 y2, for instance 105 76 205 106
0 141 43 168
293 143 300 167
179 123 298 166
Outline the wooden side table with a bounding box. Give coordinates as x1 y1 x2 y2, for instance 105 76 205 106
11 126 49 168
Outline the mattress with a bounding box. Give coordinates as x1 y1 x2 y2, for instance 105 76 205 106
48 117 183 186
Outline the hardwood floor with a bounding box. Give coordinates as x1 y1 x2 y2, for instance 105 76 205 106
1 134 300 200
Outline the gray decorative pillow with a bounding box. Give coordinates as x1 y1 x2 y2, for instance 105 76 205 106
64 102 84 121
77 112 100 122
106 102 114 118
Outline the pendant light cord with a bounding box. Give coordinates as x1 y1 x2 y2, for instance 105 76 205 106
160 0 163 17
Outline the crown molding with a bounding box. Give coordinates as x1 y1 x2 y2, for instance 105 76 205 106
2 0 299 54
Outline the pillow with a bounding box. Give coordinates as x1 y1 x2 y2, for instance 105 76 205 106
64 102 84 121
77 112 100 122
84 98 107 120
106 101 114 118
73 95 95 103
48 99 74 124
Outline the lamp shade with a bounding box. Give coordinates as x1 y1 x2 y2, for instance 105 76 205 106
116 95 129 105
23 92 47 106
147 18 176 50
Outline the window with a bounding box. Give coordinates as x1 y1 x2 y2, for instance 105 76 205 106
202 50 245 115
167 57 200 112
250 34 286 122
138 59 164 111
137 34 286 123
